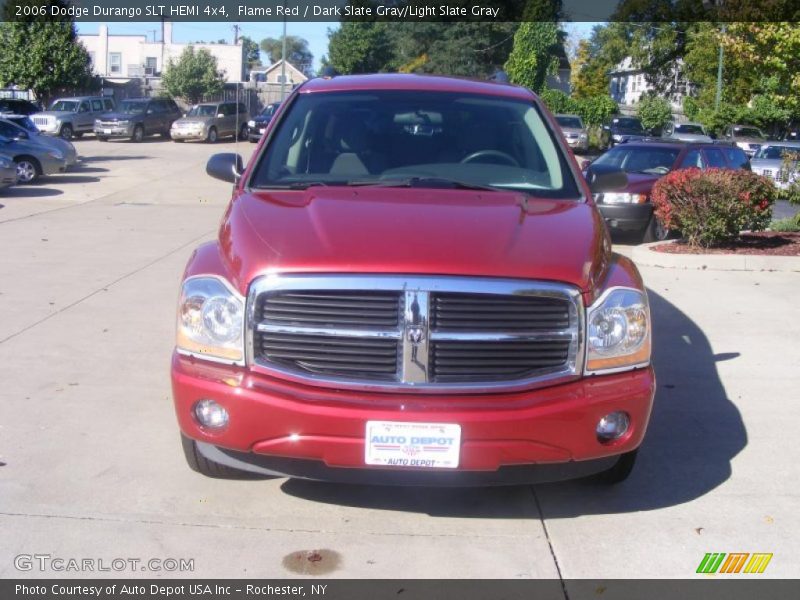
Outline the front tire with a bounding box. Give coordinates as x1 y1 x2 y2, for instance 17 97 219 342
642 213 671 243
59 124 74 140
14 157 40 184
180 434 257 479
595 450 638 484
238 124 248 141
131 125 144 143
206 127 218 144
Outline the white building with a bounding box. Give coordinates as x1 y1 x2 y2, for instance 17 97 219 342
79 22 245 83
248 60 308 86
609 57 692 111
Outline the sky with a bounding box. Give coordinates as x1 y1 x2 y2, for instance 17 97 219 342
76 21 598 73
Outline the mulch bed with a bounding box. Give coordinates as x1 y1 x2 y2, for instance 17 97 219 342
651 232 800 256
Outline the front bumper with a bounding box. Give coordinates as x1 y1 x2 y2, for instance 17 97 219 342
597 202 653 232
40 156 67 176
94 124 134 138
565 137 589 152
172 353 655 482
171 128 206 141
248 127 267 142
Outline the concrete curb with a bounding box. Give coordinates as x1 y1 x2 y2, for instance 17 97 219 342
631 241 800 272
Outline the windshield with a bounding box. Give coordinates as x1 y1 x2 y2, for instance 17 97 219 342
250 90 579 198
119 101 147 114
611 118 644 133
556 116 583 129
261 104 279 117
755 145 800 159
9 116 38 133
675 124 705 135
734 127 764 138
50 100 78 112
187 104 218 117
592 145 680 175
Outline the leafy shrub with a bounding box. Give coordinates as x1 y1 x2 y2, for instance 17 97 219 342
637 95 673 131
770 217 800 232
575 95 618 126
538 88 577 115
651 169 777 247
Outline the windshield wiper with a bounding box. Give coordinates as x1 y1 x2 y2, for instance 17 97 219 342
346 176 501 192
252 181 338 190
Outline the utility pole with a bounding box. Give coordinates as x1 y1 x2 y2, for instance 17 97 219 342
715 23 726 109
233 24 240 45
280 19 287 101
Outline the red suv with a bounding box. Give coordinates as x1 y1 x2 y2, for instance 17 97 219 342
172 74 655 485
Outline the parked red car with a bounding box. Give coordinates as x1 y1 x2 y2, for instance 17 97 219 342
588 140 751 242
172 74 655 485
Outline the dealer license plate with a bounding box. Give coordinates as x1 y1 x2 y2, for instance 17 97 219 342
365 421 461 469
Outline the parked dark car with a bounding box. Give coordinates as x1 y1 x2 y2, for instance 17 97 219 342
587 140 750 242
0 98 41 116
247 102 281 142
94 97 181 142
602 116 648 148
0 134 67 183
0 116 77 167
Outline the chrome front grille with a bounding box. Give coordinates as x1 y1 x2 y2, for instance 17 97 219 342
32 116 51 127
247 275 583 392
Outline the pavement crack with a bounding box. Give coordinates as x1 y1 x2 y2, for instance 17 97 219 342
0 229 214 346
531 486 569 600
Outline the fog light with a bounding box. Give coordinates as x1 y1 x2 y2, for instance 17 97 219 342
194 399 229 429
596 411 630 443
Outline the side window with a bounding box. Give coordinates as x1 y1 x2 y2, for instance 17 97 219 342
680 149 705 169
238 103 247 114
91 100 103 111
150 100 165 113
79 101 90 113
103 99 114 111
704 148 727 168
0 122 16 137
223 103 235 116
723 146 749 169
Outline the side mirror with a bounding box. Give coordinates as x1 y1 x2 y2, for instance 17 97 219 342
206 153 244 184
217 113 225 118
580 159 592 171
585 164 628 194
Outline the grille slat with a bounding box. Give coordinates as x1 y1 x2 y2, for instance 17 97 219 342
261 290 399 328
431 293 570 332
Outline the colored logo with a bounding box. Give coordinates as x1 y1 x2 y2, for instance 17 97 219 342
697 553 772 574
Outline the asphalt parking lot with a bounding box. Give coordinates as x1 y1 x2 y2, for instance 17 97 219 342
0 138 798 583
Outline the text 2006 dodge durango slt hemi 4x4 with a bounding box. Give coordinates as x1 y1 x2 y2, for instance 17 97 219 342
171 74 655 485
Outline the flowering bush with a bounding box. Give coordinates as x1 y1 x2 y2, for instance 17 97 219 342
651 168 777 247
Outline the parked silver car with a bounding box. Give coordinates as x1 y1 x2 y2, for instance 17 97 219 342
749 142 800 189
170 101 249 143
722 124 766 157
0 134 67 183
0 152 17 190
662 121 712 142
555 114 589 153
32 96 115 140
0 116 77 167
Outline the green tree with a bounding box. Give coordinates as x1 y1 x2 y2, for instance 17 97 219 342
239 36 261 69
637 95 673 131
327 22 393 74
0 2 93 104
504 22 560 93
259 35 314 75
161 46 224 104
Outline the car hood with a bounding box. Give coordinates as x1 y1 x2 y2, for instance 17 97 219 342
218 188 609 296
97 112 140 121
561 127 586 136
671 133 712 142
750 158 782 169
734 137 765 144
174 117 212 126
35 111 74 118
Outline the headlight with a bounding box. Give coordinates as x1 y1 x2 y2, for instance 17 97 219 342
586 287 651 373
48 150 64 160
612 134 622 141
176 277 244 363
579 133 588 140
117 120 130 126
247 120 256 128
597 192 647 204
0 157 11 169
